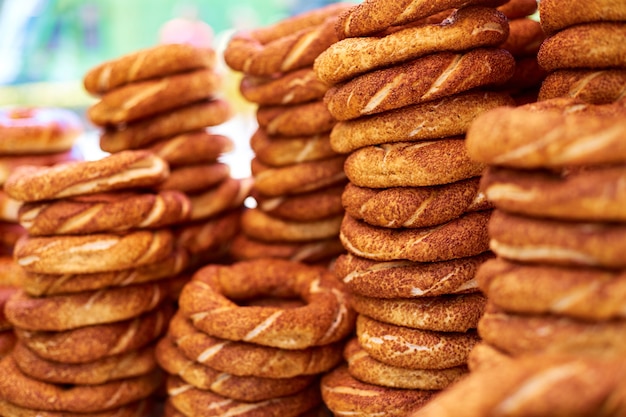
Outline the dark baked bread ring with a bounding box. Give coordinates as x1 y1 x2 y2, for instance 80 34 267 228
538 69 626 104
539 0 626 35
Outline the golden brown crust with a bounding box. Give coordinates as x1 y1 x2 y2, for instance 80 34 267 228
351 293 486 332
342 178 490 229
188 177 252 221
0 107 82 155
168 313 343 378
240 68 329 105
156 337 315 402
344 338 467 390
335 0 507 39
333 252 488 298
494 55 546 95
500 18 545 58
0 355 162 413
0 150 81 186
256 100 336 137
250 129 338 167
0 256 27 287
178 259 355 349
4 150 169 203
145 131 233 167
0 190 21 222
100 99 231 152
477 257 626 321
316 7 509 86
224 3 351 75
254 183 345 222
489 209 626 269
323 48 515 120
252 156 347 197
329 91 513 154
321 365 435 416
538 23 626 72
167 374 321 417
481 165 626 222
0 286 18 330
466 98 626 168
539 0 626 35
496 0 538 19
344 139 485 188
229 234 345 263
538 69 626 104
0 399 151 417
15 305 172 364
340 211 491 262
14 229 174 274
19 190 191 236
87 69 222 126
157 162 229 193
173 209 241 256
241 208 343 243
0 331 15 358
466 341 512 372
83 43 216 95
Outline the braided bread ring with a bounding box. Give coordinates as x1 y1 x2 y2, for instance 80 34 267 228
254 183 344 222
478 306 626 357
481 165 626 222
315 6 509 86
341 211 490 262
323 47 514 120
179 259 354 349
351 293 486 332
539 0 626 35
478 257 626 321
12 342 156 385
4 150 168 203
489 210 626 269
168 313 343 378
358 315 480 369
466 98 626 168
83 43 216 95
342 178 490 229
538 69 626 104
250 129 337 167
0 399 151 417
224 3 350 75
257 101 336 137
329 91 513 154
241 209 343 242
408 354 626 417
0 150 81 186
87 69 221 126
344 338 467 390
19 190 191 236
0 356 161 413
497 0 538 19
15 305 172 364
240 68 329 105
156 337 315 402
538 23 626 72
252 155 347 197
229 234 345 263
333 252 488 298
189 177 252 221
167 375 321 417
146 131 233 167
15 229 173 274
99 99 232 152
321 365 435 417
21 248 188 296
345 140 485 188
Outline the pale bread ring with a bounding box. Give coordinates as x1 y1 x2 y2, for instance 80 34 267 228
333 252 488 298
315 6 509 86
229 234 345 264
351 293 486 332
489 209 626 269
0 190 21 222
250 129 337 167
477 257 626 321
481 165 626 222
256 100 336 137
539 0 626 35
344 338 467 390
357 314 480 369
538 69 626 104
329 91 513 154
323 47 515 120
178 259 354 349
344 139 485 188
4 150 169 203
240 68 329 105
340 211 491 263
241 208 343 242
342 178 490 229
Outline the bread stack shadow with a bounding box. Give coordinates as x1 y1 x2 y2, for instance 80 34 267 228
85 43 250 273
0 151 184 416
311 0 519 414
223 4 353 267
0 107 83 360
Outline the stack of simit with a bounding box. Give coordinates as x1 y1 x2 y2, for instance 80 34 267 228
313 0 517 414
223 4 352 266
